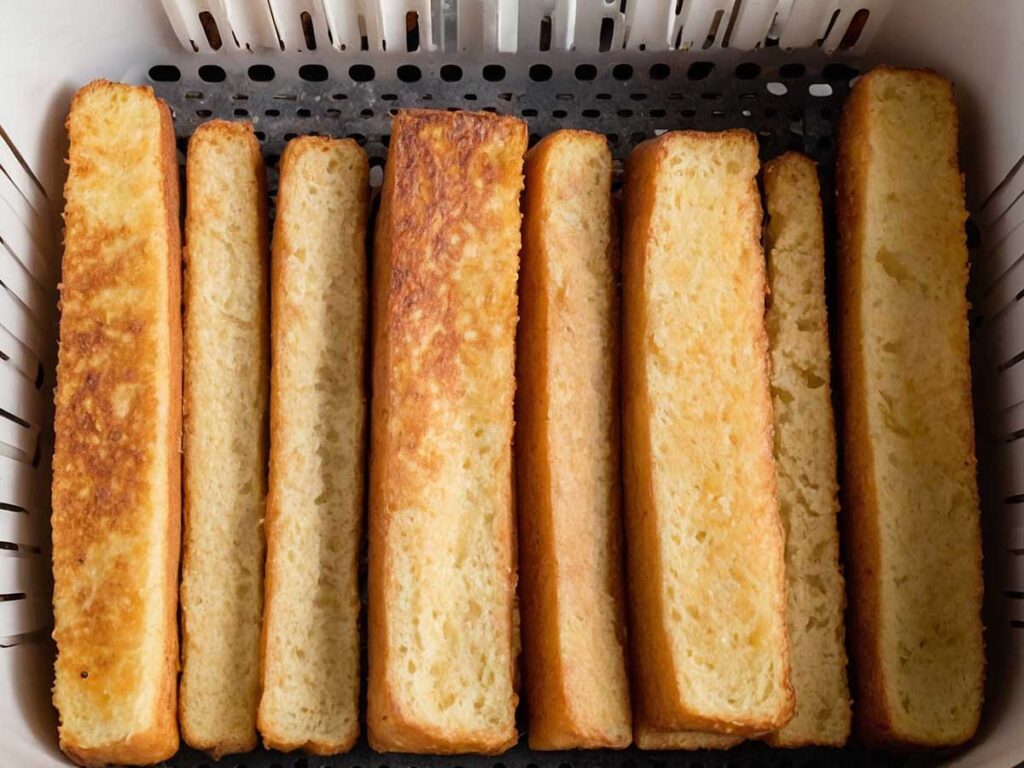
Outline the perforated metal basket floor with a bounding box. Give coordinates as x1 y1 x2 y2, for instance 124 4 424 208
144 53 947 768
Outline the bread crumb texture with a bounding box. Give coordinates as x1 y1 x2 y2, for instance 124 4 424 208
259 137 369 754
838 67 983 747
53 80 180 765
180 120 268 757
762 152 851 748
369 110 526 753
623 129 793 734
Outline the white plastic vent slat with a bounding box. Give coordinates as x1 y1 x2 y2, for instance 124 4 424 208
980 159 1024 229
160 0 225 53
0 553 35 595
0 417 37 464
0 325 40 386
996 440 1024 499
621 0 673 50
727 0 782 51
0 166 57 277
0 510 42 551
572 3 625 54
158 0 895 53
0 598 40 642
267 0 331 52
222 0 278 50
0 196 55 290
978 215 1024 296
0 288 46 369
977 297 1024 373
324 0 378 52
0 553 46 643
990 363 1024 417
0 138 51 225
0 363 42 432
976 256 1024 332
673 0 733 51
777 0 835 49
0 244 50 332
0 456 43 515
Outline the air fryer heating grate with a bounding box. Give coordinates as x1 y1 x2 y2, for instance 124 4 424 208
145 54 942 768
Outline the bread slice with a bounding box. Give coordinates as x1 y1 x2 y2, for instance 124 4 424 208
51 80 181 767
258 137 369 754
761 152 851 748
837 66 984 748
621 129 793 734
517 130 631 750
368 110 526 754
179 120 268 757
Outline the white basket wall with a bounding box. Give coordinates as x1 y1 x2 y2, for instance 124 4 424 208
2 1 1023 766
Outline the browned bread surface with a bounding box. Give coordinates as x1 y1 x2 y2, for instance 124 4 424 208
761 152 851 748
179 120 269 758
368 109 526 754
52 79 182 767
837 66 984 749
517 129 631 750
621 129 793 735
259 136 369 755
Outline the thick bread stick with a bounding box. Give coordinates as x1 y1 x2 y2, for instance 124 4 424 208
258 137 369 754
179 120 269 757
517 130 632 750
761 152 851 748
52 80 181 767
622 130 793 734
368 110 526 754
837 66 984 748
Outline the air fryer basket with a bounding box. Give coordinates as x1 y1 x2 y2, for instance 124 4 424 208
141 49 938 768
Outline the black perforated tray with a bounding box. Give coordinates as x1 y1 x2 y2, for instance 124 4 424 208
143 52 948 768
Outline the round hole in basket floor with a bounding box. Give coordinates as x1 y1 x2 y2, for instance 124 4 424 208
482 64 506 81
734 62 760 79
299 64 328 82
575 63 597 80
198 64 226 83
248 64 275 81
397 64 421 82
612 63 633 80
349 64 375 82
440 64 463 81
148 64 180 82
822 61 860 81
688 61 714 80
529 63 553 81
779 62 806 79
649 63 670 80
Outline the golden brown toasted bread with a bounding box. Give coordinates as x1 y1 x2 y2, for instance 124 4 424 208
761 152 851 748
52 79 181 767
621 129 793 735
259 136 369 755
368 109 526 754
517 129 631 750
837 66 984 749
179 120 269 757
